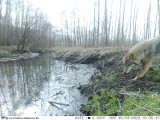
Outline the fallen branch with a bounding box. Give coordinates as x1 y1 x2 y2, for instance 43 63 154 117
48 101 69 107
118 90 141 97
48 101 60 109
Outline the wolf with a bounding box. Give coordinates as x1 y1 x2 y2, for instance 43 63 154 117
123 36 160 80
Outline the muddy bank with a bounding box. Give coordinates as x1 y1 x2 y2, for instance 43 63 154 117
54 49 160 116
0 52 40 62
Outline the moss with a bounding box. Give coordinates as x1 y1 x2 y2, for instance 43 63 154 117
148 66 160 81
153 75 160 81
83 90 160 116
81 71 119 115
83 89 119 116
96 89 106 96
55 52 67 59
153 66 160 81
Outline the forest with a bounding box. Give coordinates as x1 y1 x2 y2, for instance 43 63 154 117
1 0 160 116
0 0 159 51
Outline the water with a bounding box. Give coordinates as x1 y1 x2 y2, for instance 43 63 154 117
0 53 95 116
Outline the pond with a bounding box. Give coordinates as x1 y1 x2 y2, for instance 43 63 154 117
0 53 96 116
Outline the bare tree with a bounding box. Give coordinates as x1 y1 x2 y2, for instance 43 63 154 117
104 0 108 46
97 0 100 44
93 0 96 46
158 0 160 35
145 0 151 39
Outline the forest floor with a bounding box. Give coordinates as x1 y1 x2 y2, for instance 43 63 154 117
53 47 160 116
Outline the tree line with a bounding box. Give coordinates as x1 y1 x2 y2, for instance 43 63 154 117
0 0 55 51
59 0 160 47
0 0 160 51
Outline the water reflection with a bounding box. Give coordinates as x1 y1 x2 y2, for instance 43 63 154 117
0 53 95 116
0 53 53 115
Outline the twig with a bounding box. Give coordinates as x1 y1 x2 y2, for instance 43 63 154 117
48 101 60 109
48 101 69 106
91 88 96 94
117 98 124 114
118 91 141 97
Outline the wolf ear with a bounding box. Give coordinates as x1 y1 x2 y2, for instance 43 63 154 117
129 54 136 60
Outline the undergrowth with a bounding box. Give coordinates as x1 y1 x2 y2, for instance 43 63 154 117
54 49 160 116
148 66 160 81
82 66 160 116
82 89 160 116
122 92 160 116
82 89 119 116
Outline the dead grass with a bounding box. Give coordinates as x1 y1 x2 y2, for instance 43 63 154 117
0 46 17 52
51 46 127 55
0 46 17 57
0 50 11 57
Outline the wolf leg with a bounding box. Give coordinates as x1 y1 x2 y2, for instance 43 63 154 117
124 65 134 74
133 60 152 80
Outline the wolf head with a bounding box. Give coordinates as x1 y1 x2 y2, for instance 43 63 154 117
122 53 138 74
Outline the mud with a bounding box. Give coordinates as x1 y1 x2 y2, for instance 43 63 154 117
55 50 160 115
57 51 160 92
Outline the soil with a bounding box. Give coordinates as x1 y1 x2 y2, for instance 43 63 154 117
54 49 160 115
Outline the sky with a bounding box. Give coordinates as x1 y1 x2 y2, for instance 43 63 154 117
27 0 95 27
26 0 158 37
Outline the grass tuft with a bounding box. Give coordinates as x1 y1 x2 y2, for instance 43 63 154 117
0 50 11 57
122 92 160 116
